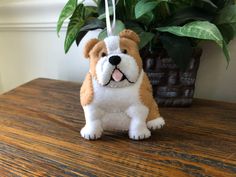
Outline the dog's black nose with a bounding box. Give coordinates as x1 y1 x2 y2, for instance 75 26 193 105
109 56 121 66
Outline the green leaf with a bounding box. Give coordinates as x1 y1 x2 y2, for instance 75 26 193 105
98 28 107 40
57 0 78 36
160 34 193 70
75 18 105 47
123 0 138 19
215 4 236 42
76 31 88 46
135 0 169 19
167 0 193 13
64 4 85 53
222 40 230 65
137 12 154 25
124 21 154 49
157 21 223 44
98 6 113 20
193 0 218 12
170 0 192 7
64 5 98 53
157 21 230 64
139 32 155 49
211 0 235 9
98 20 125 40
80 19 105 31
218 23 236 43
125 21 144 34
198 0 217 8
163 7 214 26
116 0 130 20
215 5 236 25
83 6 97 18
210 0 224 9
97 0 113 15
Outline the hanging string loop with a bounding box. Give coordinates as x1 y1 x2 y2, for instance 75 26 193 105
105 0 116 36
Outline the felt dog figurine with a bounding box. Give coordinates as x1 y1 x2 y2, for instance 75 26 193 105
80 29 165 140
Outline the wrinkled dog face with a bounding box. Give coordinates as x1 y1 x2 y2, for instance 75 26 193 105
85 30 142 88
96 36 141 87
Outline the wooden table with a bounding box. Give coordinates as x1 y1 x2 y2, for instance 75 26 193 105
0 79 235 177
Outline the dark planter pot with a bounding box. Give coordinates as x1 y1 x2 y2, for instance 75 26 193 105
141 48 202 107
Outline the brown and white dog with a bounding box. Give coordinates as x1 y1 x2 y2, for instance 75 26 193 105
80 29 165 140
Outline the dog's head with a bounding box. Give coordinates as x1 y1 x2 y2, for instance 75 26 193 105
84 29 142 88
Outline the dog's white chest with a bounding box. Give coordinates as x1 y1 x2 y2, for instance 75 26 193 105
92 71 143 111
91 71 144 130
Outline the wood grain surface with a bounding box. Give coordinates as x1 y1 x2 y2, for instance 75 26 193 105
0 78 235 177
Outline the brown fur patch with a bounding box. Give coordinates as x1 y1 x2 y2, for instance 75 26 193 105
84 39 100 58
89 41 107 78
140 73 160 121
80 73 93 106
119 38 142 71
119 30 140 44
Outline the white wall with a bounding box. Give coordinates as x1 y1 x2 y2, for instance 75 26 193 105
0 30 98 93
0 0 235 103
195 40 236 103
0 0 96 93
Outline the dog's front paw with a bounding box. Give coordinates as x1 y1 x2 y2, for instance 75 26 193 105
147 117 165 130
129 127 151 140
80 126 103 140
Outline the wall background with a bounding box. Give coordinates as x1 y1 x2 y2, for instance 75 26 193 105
0 0 235 103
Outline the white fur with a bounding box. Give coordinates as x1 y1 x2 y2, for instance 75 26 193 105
96 53 139 87
127 104 151 140
104 36 120 54
80 105 104 140
147 117 165 130
81 70 151 140
81 35 164 140
96 36 139 88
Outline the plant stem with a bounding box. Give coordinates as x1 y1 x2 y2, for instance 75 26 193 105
164 2 171 16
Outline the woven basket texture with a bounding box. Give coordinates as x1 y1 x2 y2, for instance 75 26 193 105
141 48 202 107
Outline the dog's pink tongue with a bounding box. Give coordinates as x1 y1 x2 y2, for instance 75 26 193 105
112 69 123 82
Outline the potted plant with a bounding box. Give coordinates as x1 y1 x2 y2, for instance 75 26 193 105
57 0 236 106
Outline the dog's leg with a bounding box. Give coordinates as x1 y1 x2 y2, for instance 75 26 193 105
147 117 165 130
80 105 104 140
146 102 165 130
126 104 151 140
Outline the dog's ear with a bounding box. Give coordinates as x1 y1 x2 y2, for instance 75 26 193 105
84 39 100 58
119 29 140 44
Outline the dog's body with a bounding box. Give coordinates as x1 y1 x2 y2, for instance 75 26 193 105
80 30 165 140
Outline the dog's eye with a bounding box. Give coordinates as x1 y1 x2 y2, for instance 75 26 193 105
101 52 107 57
121 49 127 54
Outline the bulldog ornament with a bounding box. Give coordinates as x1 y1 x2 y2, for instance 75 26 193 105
80 29 165 140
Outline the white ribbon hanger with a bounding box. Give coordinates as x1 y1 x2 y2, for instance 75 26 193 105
105 0 116 36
